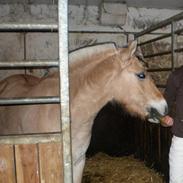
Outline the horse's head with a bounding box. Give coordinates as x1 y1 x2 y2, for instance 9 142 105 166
113 41 168 123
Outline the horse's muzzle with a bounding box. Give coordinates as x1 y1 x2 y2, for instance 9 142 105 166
147 106 168 124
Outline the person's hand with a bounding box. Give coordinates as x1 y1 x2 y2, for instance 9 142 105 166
161 115 174 127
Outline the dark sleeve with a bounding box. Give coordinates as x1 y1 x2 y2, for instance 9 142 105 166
164 73 177 113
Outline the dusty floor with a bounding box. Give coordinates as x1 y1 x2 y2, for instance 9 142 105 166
82 153 165 183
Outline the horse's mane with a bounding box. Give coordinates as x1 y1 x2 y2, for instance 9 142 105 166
69 43 120 98
69 43 117 72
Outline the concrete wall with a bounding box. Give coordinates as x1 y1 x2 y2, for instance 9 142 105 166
0 3 182 80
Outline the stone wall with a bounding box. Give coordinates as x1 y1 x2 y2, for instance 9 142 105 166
0 3 182 82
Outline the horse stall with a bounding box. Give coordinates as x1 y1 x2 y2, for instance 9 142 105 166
0 0 182 183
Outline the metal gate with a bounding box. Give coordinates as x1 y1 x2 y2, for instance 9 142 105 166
0 0 73 183
135 12 183 80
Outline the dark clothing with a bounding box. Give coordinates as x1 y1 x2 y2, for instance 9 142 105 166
164 66 183 137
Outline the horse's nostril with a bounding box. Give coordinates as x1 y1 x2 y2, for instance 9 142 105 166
150 107 159 116
148 107 164 119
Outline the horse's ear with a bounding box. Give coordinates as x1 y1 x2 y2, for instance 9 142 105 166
120 40 137 69
128 40 137 57
121 40 137 61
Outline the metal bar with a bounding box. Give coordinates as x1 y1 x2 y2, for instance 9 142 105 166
138 28 183 46
144 50 171 58
58 0 73 183
70 30 126 34
156 84 166 88
135 12 183 38
147 64 181 72
126 34 129 43
70 29 174 35
1 24 180 34
147 67 179 72
171 21 177 71
0 133 61 144
0 23 58 32
0 96 60 106
144 47 183 58
0 61 58 69
138 34 171 46
0 24 128 34
24 32 27 61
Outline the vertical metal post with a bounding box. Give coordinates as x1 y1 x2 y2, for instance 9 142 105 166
23 32 27 74
58 0 73 183
126 34 129 44
171 21 177 71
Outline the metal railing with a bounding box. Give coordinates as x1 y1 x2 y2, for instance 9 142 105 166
135 12 183 37
0 23 58 32
135 12 183 88
0 0 73 183
0 60 58 68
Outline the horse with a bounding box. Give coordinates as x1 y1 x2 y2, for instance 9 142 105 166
0 41 168 183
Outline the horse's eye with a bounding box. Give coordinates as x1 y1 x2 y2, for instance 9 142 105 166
136 72 146 79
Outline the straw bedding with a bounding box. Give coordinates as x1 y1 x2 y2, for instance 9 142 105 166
82 153 165 183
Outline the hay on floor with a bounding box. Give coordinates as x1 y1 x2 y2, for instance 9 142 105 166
82 153 165 183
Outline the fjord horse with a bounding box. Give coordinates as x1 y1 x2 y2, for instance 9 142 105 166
0 41 167 183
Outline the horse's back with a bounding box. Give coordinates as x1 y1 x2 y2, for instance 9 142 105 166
0 74 40 97
0 73 60 134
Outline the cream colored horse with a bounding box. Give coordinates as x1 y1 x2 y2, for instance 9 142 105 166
0 41 167 183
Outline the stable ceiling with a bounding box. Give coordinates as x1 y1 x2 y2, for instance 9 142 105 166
69 0 183 10
0 0 182 10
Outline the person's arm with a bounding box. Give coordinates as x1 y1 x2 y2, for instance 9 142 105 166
162 73 177 127
164 73 177 111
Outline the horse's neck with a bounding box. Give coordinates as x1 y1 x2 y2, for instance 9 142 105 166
71 85 112 126
70 76 114 161
70 54 120 141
